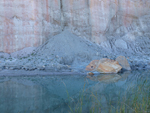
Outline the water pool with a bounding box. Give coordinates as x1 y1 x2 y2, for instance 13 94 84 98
0 70 150 113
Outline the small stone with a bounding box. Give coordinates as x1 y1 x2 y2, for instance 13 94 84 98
96 52 99 56
55 55 59 58
42 60 46 63
115 39 127 49
5 67 8 69
87 72 94 76
66 65 71 68
71 70 74 72
9 67 14 70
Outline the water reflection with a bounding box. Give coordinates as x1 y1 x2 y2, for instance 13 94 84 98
0 75 88 113
87 74 122 83
0 70 149 113
86 71 133 84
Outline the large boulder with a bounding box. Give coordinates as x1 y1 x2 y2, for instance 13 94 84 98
85 58 122 73
116 56 131 71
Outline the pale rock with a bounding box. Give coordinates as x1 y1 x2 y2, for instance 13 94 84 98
115 39 128 49
116 56 131 71
122 33 136 42
87 72 94 76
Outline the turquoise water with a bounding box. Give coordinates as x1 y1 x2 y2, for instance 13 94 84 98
0 70 150 113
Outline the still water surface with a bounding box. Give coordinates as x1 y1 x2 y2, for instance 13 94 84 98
0 70 150 113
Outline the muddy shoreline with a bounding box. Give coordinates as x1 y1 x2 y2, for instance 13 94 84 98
0 65 149 77
0 69 88 77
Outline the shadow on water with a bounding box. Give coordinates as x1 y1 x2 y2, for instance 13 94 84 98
0 70 150 113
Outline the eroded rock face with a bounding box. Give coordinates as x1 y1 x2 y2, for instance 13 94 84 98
0 0 150 54
0 0 61 53
86 58 122 73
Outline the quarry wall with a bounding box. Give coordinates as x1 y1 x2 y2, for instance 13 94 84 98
0 0 150 53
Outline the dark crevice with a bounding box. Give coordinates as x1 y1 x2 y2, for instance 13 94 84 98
60 0 63 10
60 0 64 31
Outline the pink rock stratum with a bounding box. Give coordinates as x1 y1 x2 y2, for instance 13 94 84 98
0 0 150 53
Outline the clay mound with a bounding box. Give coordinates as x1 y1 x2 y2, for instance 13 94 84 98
35 30 106 65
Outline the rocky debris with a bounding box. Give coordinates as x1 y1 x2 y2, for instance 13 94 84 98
0 29 150 73
0 52 10 59
0 30 105 72
131 61 147 70
34 29 106 65
116 56 131 71
10 47 36 58
85 58 122 73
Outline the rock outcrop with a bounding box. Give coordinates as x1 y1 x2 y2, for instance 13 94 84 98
86 58 122 73
0 0 61 53
0 0 150 55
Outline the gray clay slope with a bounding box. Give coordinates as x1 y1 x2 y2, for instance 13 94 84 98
34 30 108 66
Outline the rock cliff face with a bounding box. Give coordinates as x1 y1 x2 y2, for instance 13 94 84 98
0 0 150 54
0 0 61 53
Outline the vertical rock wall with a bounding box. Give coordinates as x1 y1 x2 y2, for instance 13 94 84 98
0 0 61 53
64 0 150 44
61 0 91 40
0 0 150 53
